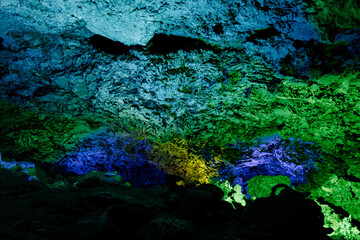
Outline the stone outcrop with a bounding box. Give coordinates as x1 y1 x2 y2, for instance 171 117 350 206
1 0 358 137
0 2 360 238
1 0 318 47
0 0 322 73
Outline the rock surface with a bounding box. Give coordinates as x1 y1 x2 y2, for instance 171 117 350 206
0 168 332 240
0 1 360 239
0 0 359 145
1 0 318 47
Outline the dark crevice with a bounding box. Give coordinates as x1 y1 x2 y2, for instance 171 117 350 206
254 1 271 11
89 34 222 56
246 26 281 43
33 85 59 97
316 197 350 218
244 86 252 98
280 37 359 77
327 26 341 43
144 34 220 55
317 197 360 230
89 34 131 55
0 37 4 51
341 174 360 183
212 24 224 35
267 77 283 93
316 197 360 230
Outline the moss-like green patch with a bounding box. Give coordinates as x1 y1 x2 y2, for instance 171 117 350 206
0 101 103 163
247 175 291 198
176 72 360 161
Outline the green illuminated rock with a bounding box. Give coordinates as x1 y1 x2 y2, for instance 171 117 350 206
316 200 360 240
214 180 247 208
303 0 360 41
311 174 360 222
0 101 101 163
247 175 291 198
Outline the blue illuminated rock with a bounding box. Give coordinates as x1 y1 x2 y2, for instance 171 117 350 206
52 133 166 187
1 0 318 56
219 136 323 189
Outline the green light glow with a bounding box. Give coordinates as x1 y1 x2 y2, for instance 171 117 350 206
214 180 247 208
247 175 291 198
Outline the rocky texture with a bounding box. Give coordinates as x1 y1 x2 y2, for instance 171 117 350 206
302 0 360 42
1 0 359 149
1 34 359 149
1 0 318 46
218 136 323 190
0 101 101 163
0 0 324 76
214 180 248 207
0 1 360 239
316 199 360 240
281 29 360 78
0 168 332 240
0 27 281 142
51 132 166 187
311 174 360 222
308 174 360 239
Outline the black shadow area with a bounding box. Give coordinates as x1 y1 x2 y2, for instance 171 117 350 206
89 34 131 55
145 34 219 55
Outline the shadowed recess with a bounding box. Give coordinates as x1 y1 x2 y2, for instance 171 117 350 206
0 37 4 50
145 34 219 55
90 34 131 55
246 26 281 43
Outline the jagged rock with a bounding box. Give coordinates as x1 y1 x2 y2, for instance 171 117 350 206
1 0 357 150
302 0 360 42
0 1 359 239
281 29 360 77
218 136 322 189
1 0 318 47
51 132 166 187
0 157 35 170
311 174 360 222
0 0 322 78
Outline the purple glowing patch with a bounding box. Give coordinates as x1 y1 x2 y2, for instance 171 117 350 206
51 133 166 187
219 136 322 187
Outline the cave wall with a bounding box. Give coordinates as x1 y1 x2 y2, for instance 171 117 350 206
1 1 360 238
